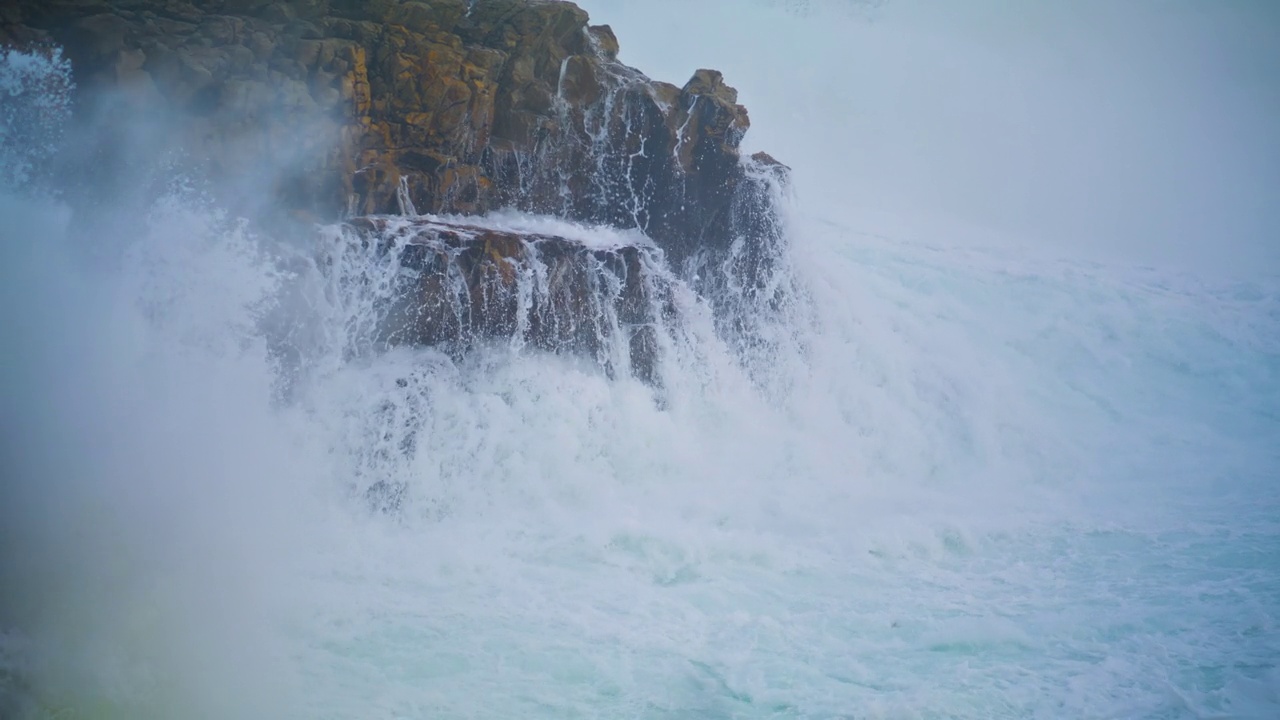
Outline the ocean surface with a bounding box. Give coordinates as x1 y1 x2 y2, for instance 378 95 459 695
2 4 1279 719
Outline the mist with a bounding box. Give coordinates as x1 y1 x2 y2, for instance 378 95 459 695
0 53 311 716
578 0 1280 276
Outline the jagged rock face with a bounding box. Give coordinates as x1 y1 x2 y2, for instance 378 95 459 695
2 0 788 271
3 0 795 381
339 216 679 385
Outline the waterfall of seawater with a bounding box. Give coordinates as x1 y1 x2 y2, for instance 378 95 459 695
2 16 1279 720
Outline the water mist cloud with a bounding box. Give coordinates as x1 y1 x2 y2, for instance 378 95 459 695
578 0 1280 277
0 51 313 719
0 188 308 718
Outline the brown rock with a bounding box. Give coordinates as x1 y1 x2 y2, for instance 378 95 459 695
346 216 676 383
4 0 789 355
587 24 618 61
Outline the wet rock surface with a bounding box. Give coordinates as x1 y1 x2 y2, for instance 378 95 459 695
341 216 677 385
2 0 786 266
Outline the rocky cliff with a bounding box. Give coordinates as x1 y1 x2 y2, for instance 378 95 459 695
2 0 792 382
2 0 786 266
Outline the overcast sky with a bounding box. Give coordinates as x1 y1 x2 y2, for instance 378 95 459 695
576 0 1280 277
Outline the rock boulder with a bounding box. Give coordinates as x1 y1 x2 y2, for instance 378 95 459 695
339 215 678 384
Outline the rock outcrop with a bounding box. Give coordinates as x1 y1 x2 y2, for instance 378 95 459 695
339 216 679 385
2 0 787 270
3 0 792 382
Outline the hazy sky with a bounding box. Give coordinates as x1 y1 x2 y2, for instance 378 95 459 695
576 0 1280 276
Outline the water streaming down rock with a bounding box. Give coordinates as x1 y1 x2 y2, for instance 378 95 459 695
330 215 683 386
302 209 716 513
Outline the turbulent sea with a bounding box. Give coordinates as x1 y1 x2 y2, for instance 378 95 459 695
3 5 1279 720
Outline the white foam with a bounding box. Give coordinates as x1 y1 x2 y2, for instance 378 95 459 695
427 208 659 250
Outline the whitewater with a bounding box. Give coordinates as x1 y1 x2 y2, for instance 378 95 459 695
3 3 1279 720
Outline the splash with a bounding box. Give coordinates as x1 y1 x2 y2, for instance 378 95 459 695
0 46 72 189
